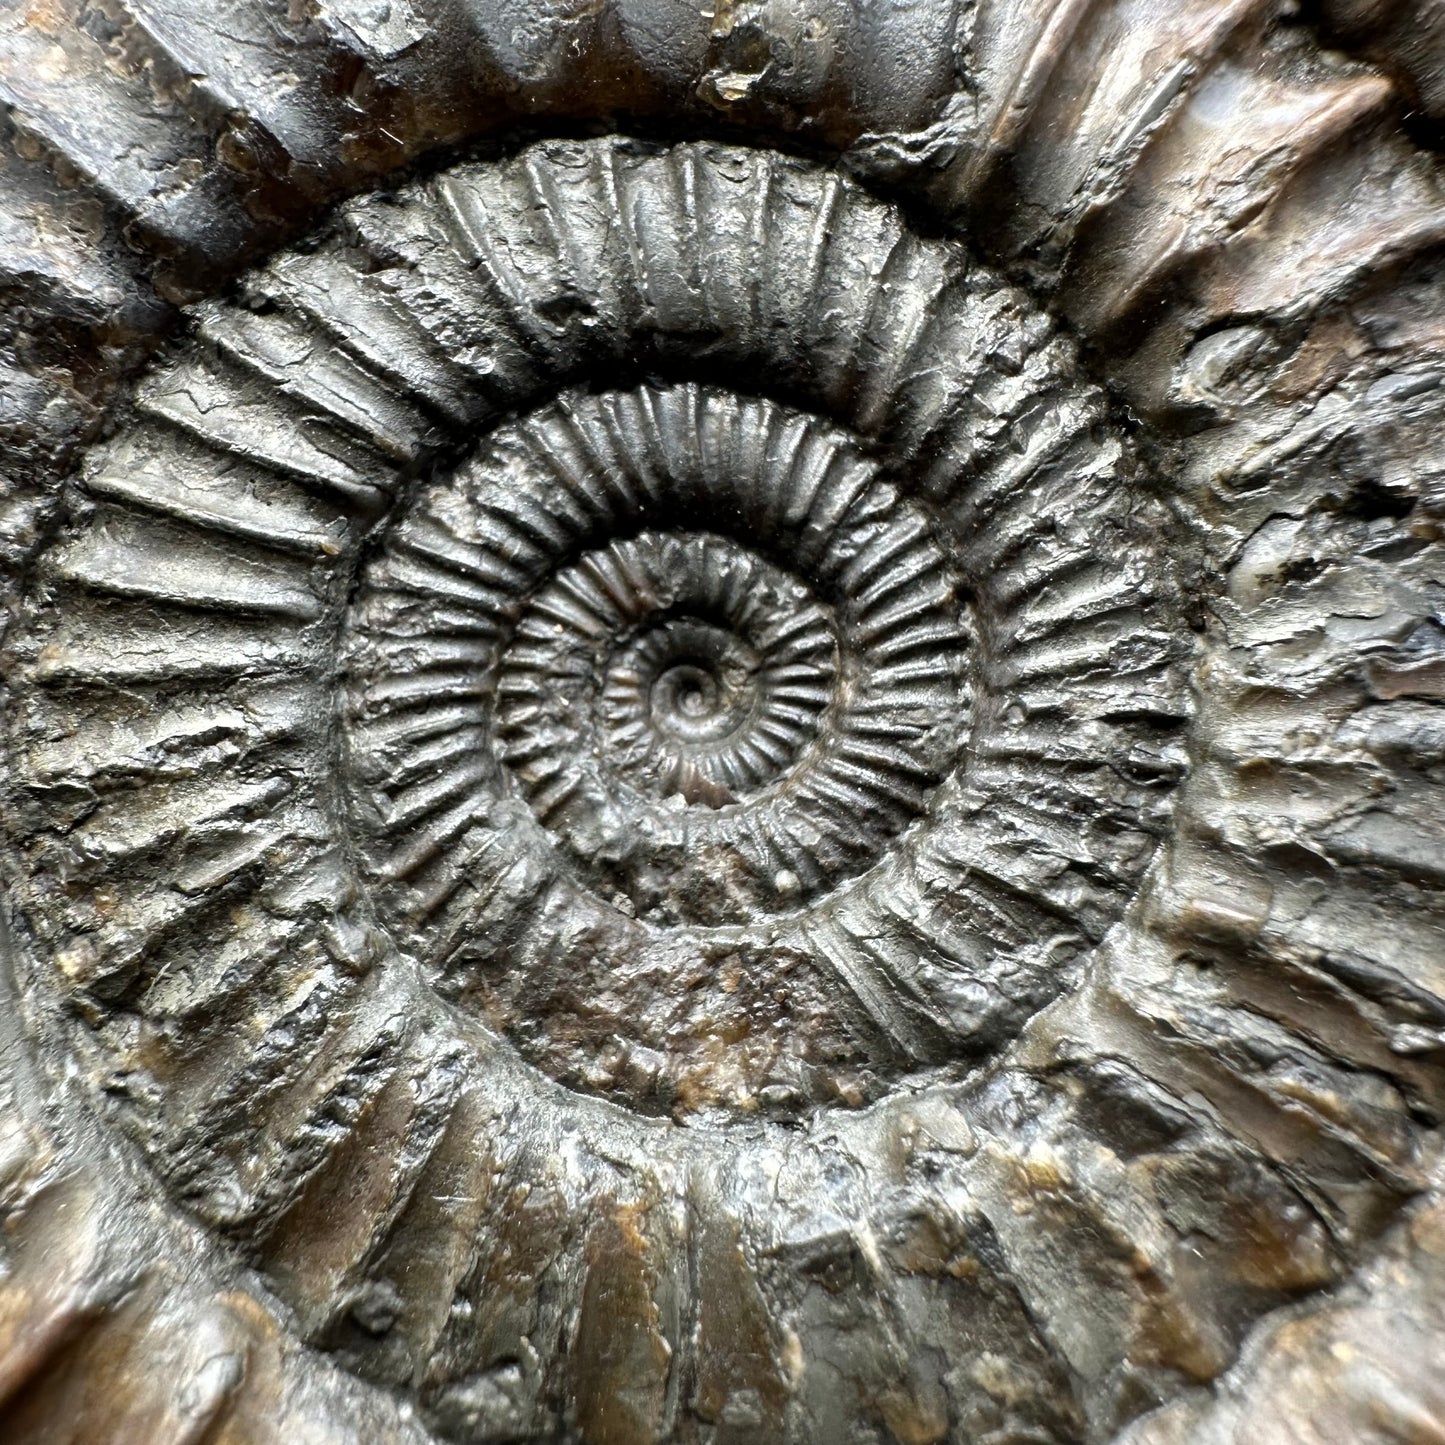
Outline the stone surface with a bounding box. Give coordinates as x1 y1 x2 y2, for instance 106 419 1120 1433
0 2 1443 1442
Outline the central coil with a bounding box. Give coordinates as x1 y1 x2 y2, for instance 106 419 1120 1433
348 387 968 932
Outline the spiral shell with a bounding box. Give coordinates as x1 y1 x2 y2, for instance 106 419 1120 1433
6 140 1185 1119
1 4 1444 1443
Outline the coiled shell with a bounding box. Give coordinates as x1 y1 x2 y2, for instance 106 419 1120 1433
0 4 1443 1443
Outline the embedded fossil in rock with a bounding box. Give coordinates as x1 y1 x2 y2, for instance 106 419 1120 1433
1 3 1444 1444
6 141 1186 1127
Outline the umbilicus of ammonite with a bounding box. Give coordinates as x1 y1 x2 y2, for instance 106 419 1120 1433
1 1 1443 1441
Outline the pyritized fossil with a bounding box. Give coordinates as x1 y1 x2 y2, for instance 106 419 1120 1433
1 3 1444 1444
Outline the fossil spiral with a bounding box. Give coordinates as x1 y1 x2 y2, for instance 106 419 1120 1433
5 139 1187 1123
1 3 1443 1443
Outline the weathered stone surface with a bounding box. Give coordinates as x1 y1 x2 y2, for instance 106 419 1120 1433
1 2 1443 1442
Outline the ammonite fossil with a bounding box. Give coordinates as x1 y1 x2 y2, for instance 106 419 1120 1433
1 3 1443 1443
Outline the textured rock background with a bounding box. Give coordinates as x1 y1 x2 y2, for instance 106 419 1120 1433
0 1 1443 1441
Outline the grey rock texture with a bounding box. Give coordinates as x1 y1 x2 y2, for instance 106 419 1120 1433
0 2 1443 1443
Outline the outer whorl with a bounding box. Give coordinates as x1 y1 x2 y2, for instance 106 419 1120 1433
1 5 1443 1444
